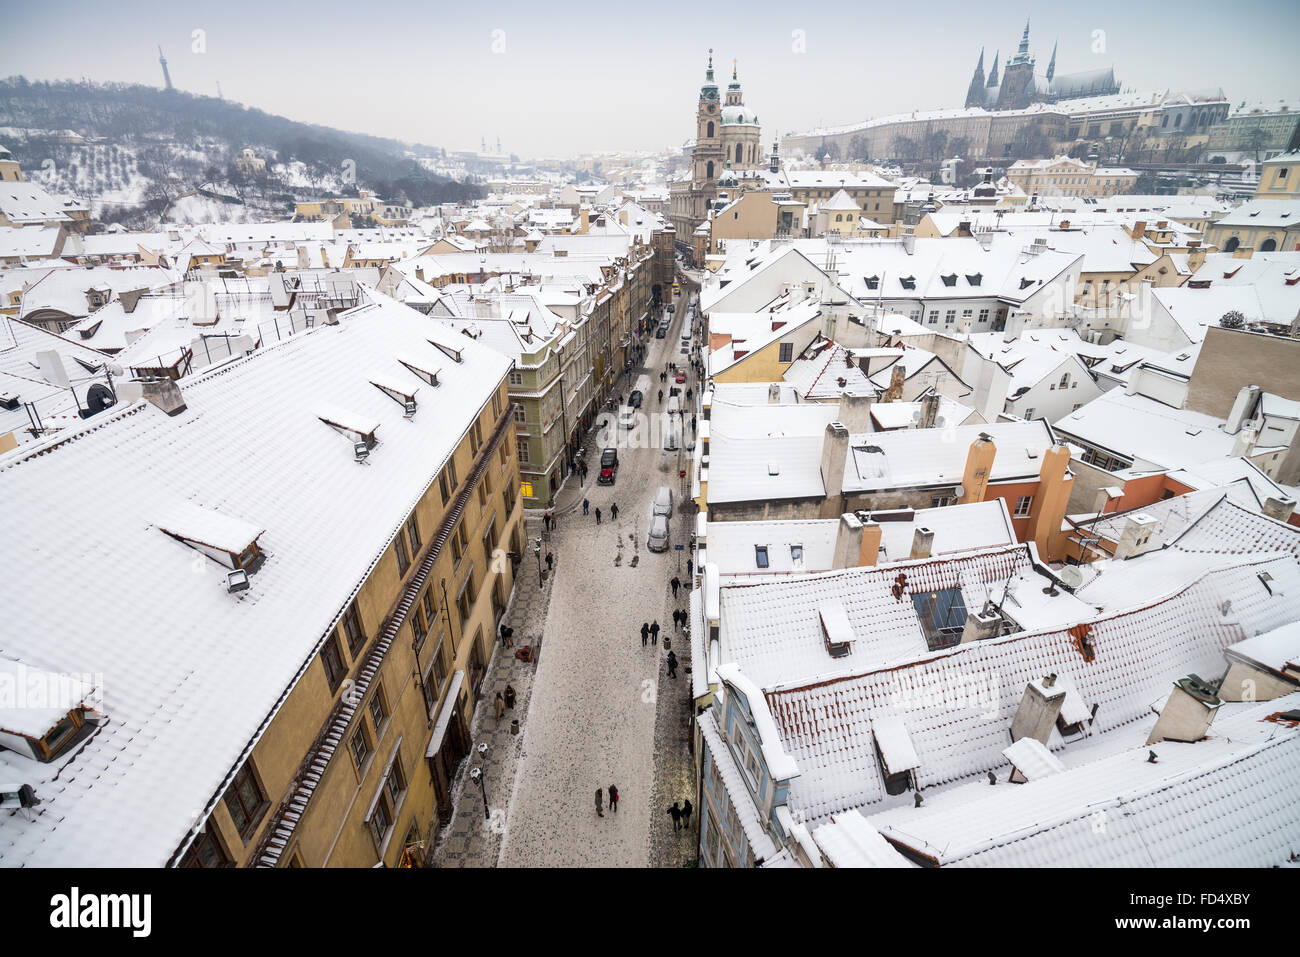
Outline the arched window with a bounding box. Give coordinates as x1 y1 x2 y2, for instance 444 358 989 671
1261 237 1277 252
1223 236 1239 252
1162 114 1168 127
735 144 743 164
1175 114 1182 128
706 160 714 179
706 121 714 139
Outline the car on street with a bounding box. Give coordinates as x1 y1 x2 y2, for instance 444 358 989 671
655 325 667 339
675 370 687 384
647 514 670 552
652 486 674 519
667 304 675 314
618 406 636 429
598 447 619 484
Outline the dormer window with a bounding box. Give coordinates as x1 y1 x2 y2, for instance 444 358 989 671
864 275 879 290
754 545 769 569
371 376 419 410
319 407 380 455
158 501 266 572
429 339 463 363
941 273 957 287
966 273 982 286
899 276 916 290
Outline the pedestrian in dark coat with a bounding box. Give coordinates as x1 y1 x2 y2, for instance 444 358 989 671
595 507 602 524
609 785 619 813
667 801 681 831
681 799 692 828
583 498 589 515
611 503 619 520
691 413 697 431
545 551 554 571
658 389 664 403
671 609 680 629
641 622 650 646
595 788 604 817
670 576 681 598
650 620 659 644
686 558 694 578
667 650 678 678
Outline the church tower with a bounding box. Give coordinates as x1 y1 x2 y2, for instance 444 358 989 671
693 50 723 191
718 61 761 171
986 51 1000 89
965 49 986 108
996 20 1037 110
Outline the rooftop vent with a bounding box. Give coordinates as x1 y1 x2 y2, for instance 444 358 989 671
818 600 854 658
227 568 250 593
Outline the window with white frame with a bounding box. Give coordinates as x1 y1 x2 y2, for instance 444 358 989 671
1014 495 1033 517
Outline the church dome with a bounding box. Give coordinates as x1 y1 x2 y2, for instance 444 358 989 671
720 104 758 126
718 165 739 187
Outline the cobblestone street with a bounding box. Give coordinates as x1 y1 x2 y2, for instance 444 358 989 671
432 283 700 867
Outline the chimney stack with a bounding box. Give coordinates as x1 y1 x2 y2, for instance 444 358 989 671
1262 496 1296 522
1146 675 1221 745
832 512 865 569
1131 221 1146 241
909 526 934 560
859 519 882 567
901 234 915 255
1225 385 1260 435
139 377 187 417
884 365 906 402
1113 513 1160 559
820 422 850 510
918 392 940 429
768 383 780 404
959 432 997 504
1010 676 1067 745
961 609 1002 643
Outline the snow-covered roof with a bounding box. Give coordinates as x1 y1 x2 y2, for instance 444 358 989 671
812 810 914 867
0 289 511 866
1053 390 1235 471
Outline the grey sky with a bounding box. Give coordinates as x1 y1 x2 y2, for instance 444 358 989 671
4 0 1298 157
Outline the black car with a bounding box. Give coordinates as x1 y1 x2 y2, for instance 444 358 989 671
598 448 619 485
655 325 667 339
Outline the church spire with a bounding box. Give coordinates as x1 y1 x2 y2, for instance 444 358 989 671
705 48 714 82
1046 40 1057 81
987 51 999 87
1019 18 1030 56
965 49 986 108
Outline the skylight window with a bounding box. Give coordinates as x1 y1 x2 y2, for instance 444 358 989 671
912 588 968 651
755 545 769 569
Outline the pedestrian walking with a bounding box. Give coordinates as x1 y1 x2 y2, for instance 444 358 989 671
671 609 680 629
686 387 693 402
499 622 514 647
667 801 682 831
583 498 589 515
667 650 678 678
611 503 619 520
670 576 681 598
494 692 505 720
686 558 694 578
658 389 663 403
609 784 619 814
545 551 554 572
595 507 602 525
641 622 650 647
650 620 659 644
682 799 693 828
504 684 516 708
596 788 604 818
691 413 697 431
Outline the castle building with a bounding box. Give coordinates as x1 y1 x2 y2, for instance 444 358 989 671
965 21 1119 111
670 52 763 258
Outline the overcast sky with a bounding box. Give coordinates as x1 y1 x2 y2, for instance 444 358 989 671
5 0 1299 158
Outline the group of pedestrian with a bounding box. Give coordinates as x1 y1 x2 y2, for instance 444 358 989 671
671 608 689 630
493 684 517 720
666 799 693 831
595 784 620 817
543 508 557 532
640 621 661 646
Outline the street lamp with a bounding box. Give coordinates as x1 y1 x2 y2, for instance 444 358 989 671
534 536 543 589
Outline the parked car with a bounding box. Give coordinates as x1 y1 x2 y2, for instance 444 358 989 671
675 370 687 384
618 406 636 429
652 486 674 519
655 325 667 339
647 514 670 552
598 447 619 485
667 304 675 314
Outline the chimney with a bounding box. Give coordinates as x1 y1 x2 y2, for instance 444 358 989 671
1010 675 1067 745
1131 220 1146 241
961 609 1002 643
1224 384 1260 434
580 206 590 232
1146 675 1221 746
1113 512 1160 559
820 422 850 507
1092 485 1125 514
1230 425 1258 458
909 526 934 560
832 513 864 569
836 394 875 434
139 377 187 417
415 266 425 282
1188 246 1206 271
1027 444 1074 563
959 432 997 504
1262 496 1296 522
859 519 882 567
768 383 781 404
901 234 915 256
918 392 940 429
884 365 906 401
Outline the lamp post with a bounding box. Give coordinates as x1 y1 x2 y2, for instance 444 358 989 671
534 536 543 589
470 743 489 820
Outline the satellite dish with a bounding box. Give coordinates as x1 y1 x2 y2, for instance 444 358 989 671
1057 567 1085 590
81 382 116 418
934 415 946 429
953 485 966 499
910 409 921 423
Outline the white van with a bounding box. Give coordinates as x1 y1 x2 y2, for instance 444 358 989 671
666 395 680 417
663 417 680 451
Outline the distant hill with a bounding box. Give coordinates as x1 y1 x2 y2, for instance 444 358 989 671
0 77 483 228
